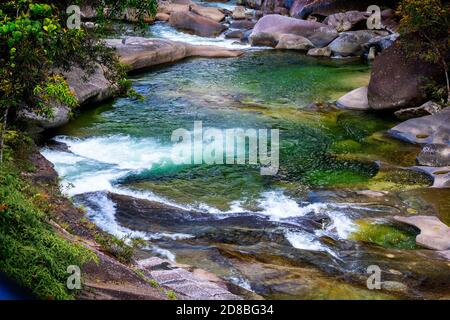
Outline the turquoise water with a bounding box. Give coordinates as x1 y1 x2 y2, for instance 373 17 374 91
41 50 447 299
46 51 425 209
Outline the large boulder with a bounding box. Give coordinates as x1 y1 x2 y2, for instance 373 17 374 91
328 30 389 56
289 0 399 19
249 14 338 48
323 11 368 32
393 216 450 251
169 10 226 37
275 34 314 50
107 37 242 71
158 2 190 15
21 38 243 131
190 4 225 22
388 107 450 146
368 40 444 110
230 19 256 30
232 6 247 19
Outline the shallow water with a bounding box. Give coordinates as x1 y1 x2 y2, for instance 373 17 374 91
42 47 449 299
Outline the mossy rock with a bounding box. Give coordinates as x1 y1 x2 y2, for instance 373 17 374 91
349 220 420 250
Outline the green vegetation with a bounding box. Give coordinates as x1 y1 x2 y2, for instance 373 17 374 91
0 157 96 299
397 0 450 104
0 0 157 163
166 290 177 300
350 220 419 250
95 233 146 264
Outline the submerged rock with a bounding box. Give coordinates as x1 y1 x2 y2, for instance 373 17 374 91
409 166 450 188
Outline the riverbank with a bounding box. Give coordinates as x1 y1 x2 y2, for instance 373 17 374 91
40 47 450 299
3 0 449 300
1 137 245 299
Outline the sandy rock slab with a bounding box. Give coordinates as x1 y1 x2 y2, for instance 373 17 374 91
393 215 450 251
137 257 242 300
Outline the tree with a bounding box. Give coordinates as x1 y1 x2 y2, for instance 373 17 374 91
0 0 157 165
397 0 450 104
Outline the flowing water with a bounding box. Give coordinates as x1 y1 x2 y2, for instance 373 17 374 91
42 28 450 299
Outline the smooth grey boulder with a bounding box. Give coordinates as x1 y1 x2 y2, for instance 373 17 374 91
190 4 225 22
249 14 338 48
388 107 450 146
169 10 226 37
410 166 450 188
225 29 245 39
324 11 368 32
417 144 450 167
368 39 443 110
275 34 314 50
232 6 247 19
336 86 369 110
137 257 242 300
393 216 450 250
328 30 389 57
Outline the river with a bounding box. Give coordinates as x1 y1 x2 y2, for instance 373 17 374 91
41 21 450 299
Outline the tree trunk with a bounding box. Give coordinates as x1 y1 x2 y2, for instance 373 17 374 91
442 58 450 104
0 106 10 166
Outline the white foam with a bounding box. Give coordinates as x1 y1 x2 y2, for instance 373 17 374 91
257 190 328 220
285 230 339 258
147 245 176 261
285 230 327 252
83 192 148 240
149 22 251 50
55 135 173 170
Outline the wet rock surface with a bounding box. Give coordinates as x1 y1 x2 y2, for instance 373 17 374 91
73 190 450 299
169 10 227 37
368 40 444 110
249 14 338 48
394 101 443 121
392 216 450 251
137 257 242 300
